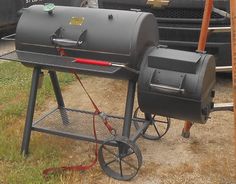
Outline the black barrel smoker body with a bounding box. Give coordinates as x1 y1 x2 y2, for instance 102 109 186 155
1 5 215 180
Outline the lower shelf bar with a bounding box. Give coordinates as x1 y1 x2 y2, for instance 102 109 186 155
31 126 116 146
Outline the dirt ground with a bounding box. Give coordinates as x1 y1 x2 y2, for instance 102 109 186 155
33 74 236 184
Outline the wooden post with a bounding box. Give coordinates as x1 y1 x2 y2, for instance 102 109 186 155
182 0 214 138
230 0 236 161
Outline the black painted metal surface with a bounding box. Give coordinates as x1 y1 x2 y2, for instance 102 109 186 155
138 47 216 123
16 5 158 72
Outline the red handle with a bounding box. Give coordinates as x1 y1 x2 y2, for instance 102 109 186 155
74 58 112 66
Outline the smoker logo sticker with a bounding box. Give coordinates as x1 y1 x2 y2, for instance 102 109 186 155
69 17 85 26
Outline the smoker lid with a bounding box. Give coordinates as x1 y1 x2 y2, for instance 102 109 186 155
15 5 158 68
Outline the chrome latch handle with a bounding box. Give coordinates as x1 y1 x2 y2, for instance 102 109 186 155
150 83 185 94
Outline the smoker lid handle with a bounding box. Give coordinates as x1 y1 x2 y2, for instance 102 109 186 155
51 29 87 47
52 38 80 47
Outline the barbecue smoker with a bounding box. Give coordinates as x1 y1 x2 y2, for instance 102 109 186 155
1 5 215 180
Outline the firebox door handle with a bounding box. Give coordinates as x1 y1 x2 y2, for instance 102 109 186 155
150 83 185 94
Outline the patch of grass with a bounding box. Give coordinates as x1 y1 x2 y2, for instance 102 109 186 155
0 62 74 128
0 62 75 183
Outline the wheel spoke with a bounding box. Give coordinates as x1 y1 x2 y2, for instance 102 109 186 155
153 123 161 137
121 159 138 171
155 120 169 124
133 117 146 122
103 146 119 158
105 158 117 166
152 114 156 120
121 150 135 159
119 159 123 177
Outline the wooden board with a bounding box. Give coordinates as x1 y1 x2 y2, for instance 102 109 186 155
230 0 236 158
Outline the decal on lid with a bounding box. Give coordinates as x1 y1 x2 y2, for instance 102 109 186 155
69 17 85 26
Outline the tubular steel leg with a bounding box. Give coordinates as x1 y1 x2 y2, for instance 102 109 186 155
49 71 69 125
21 68 41 156
122 80 136 138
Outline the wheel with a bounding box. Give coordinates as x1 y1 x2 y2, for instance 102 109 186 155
98 136 142 181
133 107 171 140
